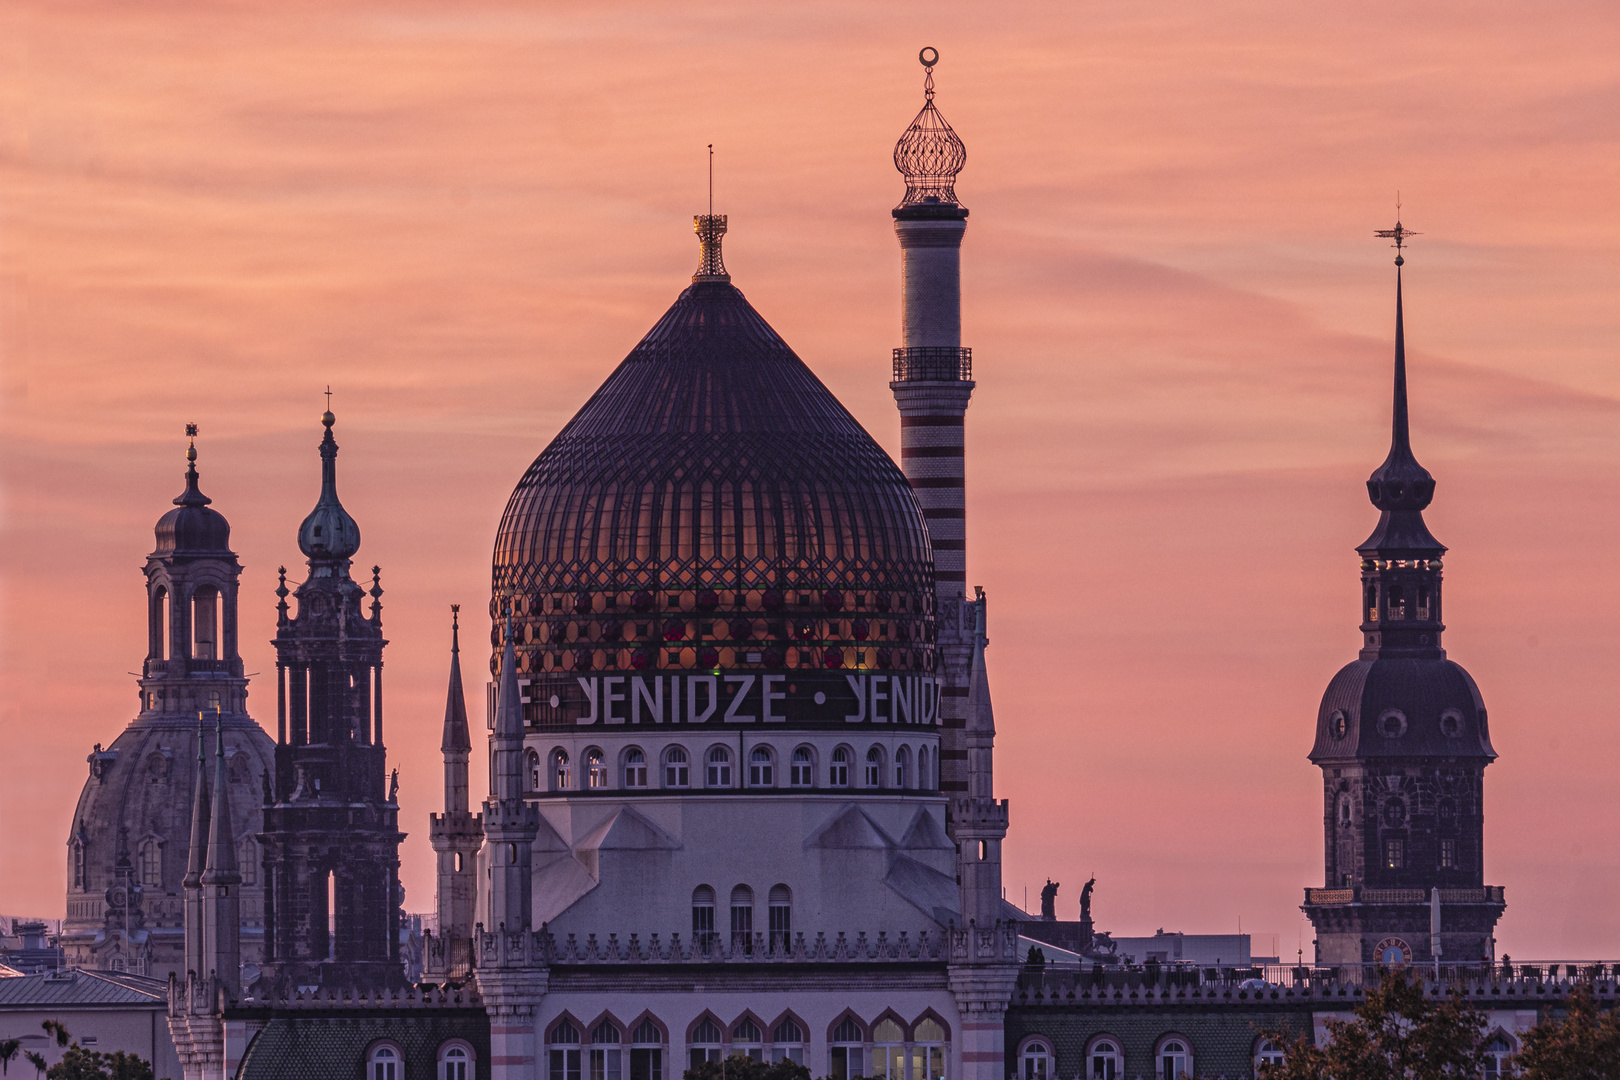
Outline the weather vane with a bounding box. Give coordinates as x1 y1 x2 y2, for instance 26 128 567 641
1375 194 1419 265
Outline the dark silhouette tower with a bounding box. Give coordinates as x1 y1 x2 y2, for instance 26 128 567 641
259 409 405 992
427 607 483 979
1303 226 1504 967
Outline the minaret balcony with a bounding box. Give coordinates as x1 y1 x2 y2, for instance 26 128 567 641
1304 885 1504 906
893 347 972 382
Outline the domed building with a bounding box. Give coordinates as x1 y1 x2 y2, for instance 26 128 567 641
62 432 275 979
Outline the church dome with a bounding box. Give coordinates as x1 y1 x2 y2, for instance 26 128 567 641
491 221 936 726
1310 657 1495 763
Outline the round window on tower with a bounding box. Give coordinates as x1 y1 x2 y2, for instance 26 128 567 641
1377 710 1407 739
1329 710 1349 739
1439 709 1464 738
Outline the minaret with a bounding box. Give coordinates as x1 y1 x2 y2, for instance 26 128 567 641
199 715 241 993
1303 224 1503 967
954 588 1009 927
182 716 211 981
890 48 976 794
427 606 484 979
482 609 538 931
259 408 405 993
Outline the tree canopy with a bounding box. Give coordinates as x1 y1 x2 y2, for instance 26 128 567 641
683 1053 811 1080
1511 982 1620 1080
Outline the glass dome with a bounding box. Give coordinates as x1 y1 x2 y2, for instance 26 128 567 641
493 272 936 729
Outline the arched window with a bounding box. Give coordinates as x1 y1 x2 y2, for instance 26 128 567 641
1156 1037 1191 1080
624 748 648 788
1253 1038 1285 1077
664 747 689 788
238 838 257 885
369 1045 403 1080
767 884 791 952
865 746 884 787
630 1019 664 1080
790 747 814 787
1339 797 1352 826
731 1018 763 1061
1482 1034 1515 1080
590 1020 622 1080
748 746 774 787
586 748 608 789
730 885 754 952
528 749 542 791
151 586 169 661
770 1018 805 1065
139 841 162 886
439 1043 473 1080
192 586 221 661
917 746 931 791
871 1019 904 1079
550 1019 583 1080
688 1018 722 1071
894 745 911 788
1018 1038 1052 1080
829 1017 864 1080
1087 1037 1122 1080
913 1018 947 1080
691 886 716 951
830 747 851 787
552 749 572 791
706 747 732 787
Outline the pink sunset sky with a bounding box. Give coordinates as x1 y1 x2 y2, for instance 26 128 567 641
3 1 1619 959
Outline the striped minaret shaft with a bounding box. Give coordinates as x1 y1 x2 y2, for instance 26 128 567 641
891 203 974 793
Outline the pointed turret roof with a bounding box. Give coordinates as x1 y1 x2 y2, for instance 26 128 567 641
495 608 524 740
200 715 239 885
442 607 471 753
183 716 211 889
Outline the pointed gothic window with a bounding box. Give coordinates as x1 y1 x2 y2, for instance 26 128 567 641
590 1021 622 1080
771 1018 805 1065
871 1020 905 1080
550 1021 582 1080
730 1019 762 1061
688 1019 722 1071
630 1021 664 1080
913 1018 947 1080
829 1018 864 1080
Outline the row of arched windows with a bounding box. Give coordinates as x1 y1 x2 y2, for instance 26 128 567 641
690 884 792 952
528 743 936 793
147 583 228 662
367 1041 471 1080
548 1011 949 1080
1020 1034 1277 1080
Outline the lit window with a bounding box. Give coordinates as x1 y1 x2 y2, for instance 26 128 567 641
1385 838 1405 869
688 1018 722 1071
790 747 814 787
630 1020 664 1080
1087 1039 1121 1080
1440 838 1457 869
528 749 542 791
730 1018 763 1062
730 885 754 952
872 1020 905 1080
830 747 850 787
590 1020 622 1080
439 1044 472 1080
1158 1038 1191 1080
865 747 884 787
707 747 731 787
912 1018 946 1080
550 1021 582 1080
1019 1039 1052 1080
552 749 572 791
664 747 689 788
749 747 774 787
771 1018 805 1065
1254 1039 1284 1077
768 884 791 952
586 748 607 789
624 748 648 788
691 886 715 951
370 1045 402 1080
829 1018 864 1080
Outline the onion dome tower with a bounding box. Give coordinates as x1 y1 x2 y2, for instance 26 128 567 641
890 47 976 795
492 216 938 729
258 410 405 993
62 427 274 981
1302 226 1504 968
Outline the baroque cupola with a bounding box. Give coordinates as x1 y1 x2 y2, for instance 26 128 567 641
1303 225 1504 969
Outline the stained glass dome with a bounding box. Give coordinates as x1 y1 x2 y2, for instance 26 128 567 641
491 230 936 729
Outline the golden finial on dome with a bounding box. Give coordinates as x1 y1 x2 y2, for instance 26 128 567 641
185 422 199 462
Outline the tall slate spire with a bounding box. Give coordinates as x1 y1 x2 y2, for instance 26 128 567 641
442 607 472 759
183 715 212 980
200 714 241 992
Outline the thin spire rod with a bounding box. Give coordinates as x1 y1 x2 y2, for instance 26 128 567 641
708 144 713 218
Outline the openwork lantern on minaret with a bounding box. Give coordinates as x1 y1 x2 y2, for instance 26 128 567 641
894 49 967 209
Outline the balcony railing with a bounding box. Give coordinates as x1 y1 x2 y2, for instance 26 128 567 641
1304 886 1505 905
893 347 972 383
